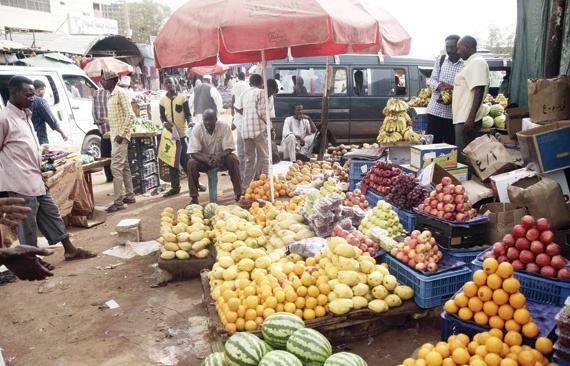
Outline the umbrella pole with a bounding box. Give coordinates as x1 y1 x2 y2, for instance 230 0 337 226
261 50 275 202
317 57 332 160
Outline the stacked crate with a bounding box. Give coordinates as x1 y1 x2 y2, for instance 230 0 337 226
129 136 159 194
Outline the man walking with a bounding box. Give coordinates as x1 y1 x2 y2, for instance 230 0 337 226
426 35 464 144
31 80 67 145
232 72 254 180
92 80 113 182
189 74 223 123
453 35 489 165
0 76 96 268
102 70 137 212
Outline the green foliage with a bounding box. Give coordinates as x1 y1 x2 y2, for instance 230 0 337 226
482 23 515 57
128 0 171 43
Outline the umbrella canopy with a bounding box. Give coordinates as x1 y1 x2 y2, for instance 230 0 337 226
20 53 82 71
83 57 134 82
154 0 380 68
188 62 230 77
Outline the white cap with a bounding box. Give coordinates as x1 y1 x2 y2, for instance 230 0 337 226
203 74 212 81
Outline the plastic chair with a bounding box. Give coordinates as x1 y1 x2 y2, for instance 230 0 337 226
206 167 227 203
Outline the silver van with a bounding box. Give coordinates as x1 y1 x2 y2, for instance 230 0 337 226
0 66 102 156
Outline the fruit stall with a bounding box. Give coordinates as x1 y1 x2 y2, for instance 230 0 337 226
152 92 570 365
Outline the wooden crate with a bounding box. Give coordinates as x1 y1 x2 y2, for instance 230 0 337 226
415 213 488 249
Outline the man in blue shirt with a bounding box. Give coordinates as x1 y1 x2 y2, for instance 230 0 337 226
31 80 67 145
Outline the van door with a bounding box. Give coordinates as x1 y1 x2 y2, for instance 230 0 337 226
60 74 98 151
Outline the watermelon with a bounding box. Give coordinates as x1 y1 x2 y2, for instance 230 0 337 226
202 352 227 366
186 204 202 213
204 203 218 219
324 352 368 366
259 350 303 366
224 332 267 366
262 312 305 349
286 328 332 366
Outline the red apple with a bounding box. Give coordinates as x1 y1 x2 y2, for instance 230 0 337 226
402 255 410 264
418 203 425 211
530 240 545 254
507 247 521 260
435 184 444 193
493 242 506 256
415 262 427 271
541 266 557 278
430 200 439 209
427 262 438 272
443 212 454 221
390 248 398 256
539 230 554 244
536 218 551 232
483 251 497 259
455 213 466 222
526 262 540 273
454 194 465 205
546 243 562 256
497 255 509 263
443 185 454 195
520 215 535 230
558 268 570 279
551 255 567 270
535 253 552 267
515 237 531 251
526 228 540 241
437 210 445 219
443 203 455 213
512 225 526 239
519 250 535 264
441 177 452 186
512 259 525 270
503 234 515 248
430 208 438 216
424 206 432 214
455 203 464 213
408 259 417 268
443 194 454 204
437 202 445 211
361 252 371 256
359 243 368 252
454 185 465 194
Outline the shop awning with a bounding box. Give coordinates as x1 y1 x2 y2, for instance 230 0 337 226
19 53 82 70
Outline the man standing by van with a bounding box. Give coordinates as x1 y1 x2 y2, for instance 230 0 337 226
453 35 489 165
102 69 137 212
92 80 113 182
189 74 223 123
426 35 464 144
31 80 67 145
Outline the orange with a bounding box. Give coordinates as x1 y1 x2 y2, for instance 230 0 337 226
513 308 531 325
417 347 430 360
470 357 486 366
535 337 553 355
225 322 237 332
486 273 503 290
235 318 246 331
475 345 488 358
445 299 459 313
477 332 492 346
456 334 470 347
265 296 277 309
414 360 427 366
228 298 240 312
451 347 470 365
468 341 480 355
488 315 505 330
483 301 499 316
225 311 238 323
477 286 493 301
483 258 499 274
435 343 451 358
402 358 415 366
500 343 510 358
510 345 522 355
318 283 331 295
496 262 514 279
314 305 326 318
305 257 316 266
473 311 489 325
485 336 504 354
422 343 436 351
473 270 488 286
237 305 246 318
307 285 320 298
316 294 328 306
425 351 443 366
463 282 479 298
246 319 259 330
488 328 504 341
504 331 522 347
484 353 502 366
263 308 275 318
508 292 526 309
294 296 305 309
448 339 465 353
502 358 518 366
468 297 483 312
521 321 539 338
283 302 296 313
492 289 510 305
498 304 514 321
305 296 317 309
285 290 298 302
502 277 520 294
504 319 521 332
259 173 267 181
245 296 259 309
296 286 308 297
454 293 469 308
531 349 545 364
517 350 537 366
441 358 456 366
458 307 473 321
303 308 316 320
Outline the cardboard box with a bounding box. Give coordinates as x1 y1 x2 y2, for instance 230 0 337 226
480 203 527 245
543 168 570 203
462 178 496 206
505 106 529 139
401 163 470 182
417 163 461 192
489 168 537 203
528 75 570 123
504 144 523 166
387 145 411 167
516 121 570 173
410 143 457 169
521 117 541 131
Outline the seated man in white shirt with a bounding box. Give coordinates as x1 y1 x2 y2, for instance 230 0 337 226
281 104 317 161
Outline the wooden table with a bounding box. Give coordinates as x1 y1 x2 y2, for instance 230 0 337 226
82 158 111 202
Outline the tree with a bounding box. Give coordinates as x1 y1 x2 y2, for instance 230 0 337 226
482 23 515 57
128 0 171 44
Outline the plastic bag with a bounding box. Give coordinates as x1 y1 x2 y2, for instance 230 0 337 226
288 237 327 258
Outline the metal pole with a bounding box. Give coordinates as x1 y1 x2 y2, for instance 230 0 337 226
262 50 275 202
317 57 332 160
544 0 566 78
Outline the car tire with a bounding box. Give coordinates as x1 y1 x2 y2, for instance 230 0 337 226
82 134 102 159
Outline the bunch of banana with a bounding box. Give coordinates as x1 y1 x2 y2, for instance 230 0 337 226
402 127 422 142
438 90 452 105
384 98 409 113
377 130 403 143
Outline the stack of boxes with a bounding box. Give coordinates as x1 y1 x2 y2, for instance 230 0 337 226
129 136 159 194
399 143 470 183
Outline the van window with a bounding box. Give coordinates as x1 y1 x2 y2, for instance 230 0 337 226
352 68 406 96
331 68 348 95
275 68 327 96
0 75 60 106
62 75 97 100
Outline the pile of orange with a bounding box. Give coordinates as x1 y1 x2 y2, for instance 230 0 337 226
444 258 540 338
214 260 330 332
398 330 555 366
243 174 291 201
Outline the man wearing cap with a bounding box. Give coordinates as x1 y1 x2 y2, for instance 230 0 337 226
102 69 137 212
189 74 223 123
31 79 67 145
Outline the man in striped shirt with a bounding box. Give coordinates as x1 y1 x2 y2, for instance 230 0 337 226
426 35 464 144
92 85 113 182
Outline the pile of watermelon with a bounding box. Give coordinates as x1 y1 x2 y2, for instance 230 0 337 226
202 312 368 366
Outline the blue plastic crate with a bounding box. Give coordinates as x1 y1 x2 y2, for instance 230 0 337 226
364 189 385 208
554 351 570 366
439 247 486 273
382 254 471 308
472 258 570 306
349 179 360 191
349 159 376 180
412 114 428 132
398 209 416 232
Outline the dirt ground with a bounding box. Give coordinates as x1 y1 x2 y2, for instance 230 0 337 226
0 112 443 366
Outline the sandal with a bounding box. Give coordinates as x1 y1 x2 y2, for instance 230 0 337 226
105 204 125 212
38 258 55 271
65 248 97 261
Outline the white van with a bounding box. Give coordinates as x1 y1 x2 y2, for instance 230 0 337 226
0 66 102 156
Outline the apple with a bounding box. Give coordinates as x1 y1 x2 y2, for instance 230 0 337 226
535 253 552 267
367 248 375 256
546 243 562 256
437 202 445 211
540 266 557 278
422 231 432 240
443 203 455 213
455 203 464 213
359 243 368 252
551 255 567 270
515 237 530 251
441 177 452 186
443 212 454 221
512 225 526 239
497 255 509 263
416 253 426 262
536 218 551 232
390 248 399 256
526 262 540 273
539 230 554 244
424 206 432 214
520 215 535 230
411 230 420 238
430 237 437 246
455 213 466 222
418 203 425 211
493 242 506 256
436 251 443 260
454 185 465 194
443 194 454 204
430 200 439 209
530 240 545 254
483 251 496 259
507 247 521 260
512 259 525 270
427 262 438 272
519 250 535 264
415 262 427 271
454 194 464 205
526 228 540 241
437 210 445 219
408 249 416 259
503 234 515 248
402 255 410 264
435 184 443 193
558 268 570 279
361 252 371 256
443 185 454 195
408 259 417 268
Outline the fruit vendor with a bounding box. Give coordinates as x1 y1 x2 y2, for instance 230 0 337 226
187 109 242 204
453 35 489 165
281 104 317 161
425 34 464 144
160 76 206 197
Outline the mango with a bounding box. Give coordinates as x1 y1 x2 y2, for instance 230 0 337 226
333 283 353 298
352 283 370 297
189 231 205 242
372 285 389 299
382 274 398 291
351 296 369 310
177 241 192 251
160 250 176 260
328 298 353 315
175 250 190 260
368 299 389 313
334 244 361 259
195 249 210 259
164 242 180 252
163 233 177 243
393 285 414 300
385 294 402 308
